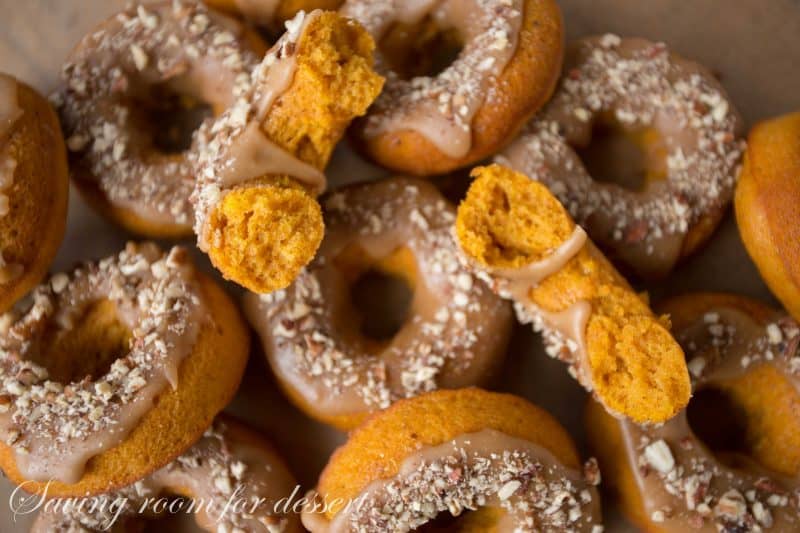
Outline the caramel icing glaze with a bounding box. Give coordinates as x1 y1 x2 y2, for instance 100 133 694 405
243 178 512 419
616 306 800 531
340 0 522 158
31 417 300 533
56 1 264 228
302 429 602 532
497 35 745 278
464 226 601 396
192 9 326 249
0 74 22 282
0 243 207 484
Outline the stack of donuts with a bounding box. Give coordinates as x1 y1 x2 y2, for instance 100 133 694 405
0 0 798 531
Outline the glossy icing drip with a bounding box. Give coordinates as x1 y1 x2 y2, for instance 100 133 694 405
341 0 523 158
303 429 602 532
0 243 206 483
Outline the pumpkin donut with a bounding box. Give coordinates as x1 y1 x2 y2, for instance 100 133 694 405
586 293 800 532
205 0 343 33
243 178 512 430
31 416 302 533
191 9 384 293
735 111 800 322
55 1 268 238
342 0 564 176
0 74 68 314
0 242 250 497
301 388 602 531
498 36 745 279
455 164 691 424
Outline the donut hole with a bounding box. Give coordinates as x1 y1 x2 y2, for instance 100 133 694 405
133 81 213 154
337 245 416 346
350 269 413 341
574 115 667 192
31 299 132 383
686 387 750 459
380 19 463 79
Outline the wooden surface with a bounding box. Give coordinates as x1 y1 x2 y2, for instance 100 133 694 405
1 0 799 530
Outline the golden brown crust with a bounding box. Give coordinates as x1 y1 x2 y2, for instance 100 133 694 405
0 79 68 313
735 111 800 321
0 273 251 497
353 0 564 176
316 388 583 519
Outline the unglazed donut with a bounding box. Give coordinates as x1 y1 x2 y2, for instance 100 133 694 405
0 74 68 314
586 293 800 532
243 178 512 429
455 164 691 424
192 9 384 293
498 35 744 279
56 1 267 238
302 388 602 531
0 242 250 497
735 111 800 322
32 416 301 533
206 0 342 32
343 0 564 176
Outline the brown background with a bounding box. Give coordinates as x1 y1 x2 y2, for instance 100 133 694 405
1 0 799 530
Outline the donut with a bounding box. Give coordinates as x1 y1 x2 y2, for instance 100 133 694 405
206 0 342 33
32 416 302 533
56 1 269 238
191 9 384 293
243 178 512 429
0 74 68 313
0 242 250 497
302 388 602 531
455 164 691 424
735 111 800 322
586 293 800 532
342 0 564 176
498 35 745 279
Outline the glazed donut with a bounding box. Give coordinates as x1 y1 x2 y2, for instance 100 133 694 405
455 164 691 424
192 9 384 293
586 293 800 532
0 74 68 313
205 0 342 32
0 242 250 497
243 178 512 429
302 388 602 531
55 1 268 238
735 112 800 322
342 0 564 176
32 416 301 533
498 35 744 279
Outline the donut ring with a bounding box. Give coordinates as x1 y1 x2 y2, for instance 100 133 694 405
302 388 602 531
343 0 564 176
455 164 691 424
498 36 745 279
587 293 800 532
32 416 302 533
56 1 267 238
243 178 512 429
0 242 250 497
191 10 383 293
735 111 800 322
206 0 342 32
0 74 68 314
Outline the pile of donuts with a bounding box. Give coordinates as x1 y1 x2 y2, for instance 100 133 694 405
0 0 798 531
